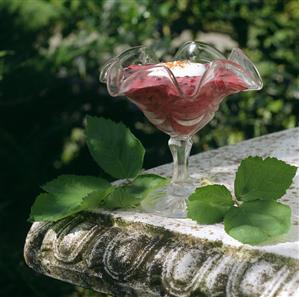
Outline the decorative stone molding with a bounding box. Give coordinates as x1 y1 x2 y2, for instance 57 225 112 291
24 128 299 297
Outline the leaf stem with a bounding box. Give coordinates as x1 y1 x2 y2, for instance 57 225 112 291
124 178 133 186
233 197 240 207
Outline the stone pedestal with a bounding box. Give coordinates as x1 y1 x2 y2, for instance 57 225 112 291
24 128 299 297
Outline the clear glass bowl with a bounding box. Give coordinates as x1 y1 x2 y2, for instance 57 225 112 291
100 41 262 218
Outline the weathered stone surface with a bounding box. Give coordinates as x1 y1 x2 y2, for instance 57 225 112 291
24 128 299 297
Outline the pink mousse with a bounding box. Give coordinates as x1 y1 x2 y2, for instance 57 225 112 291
123 61 247 137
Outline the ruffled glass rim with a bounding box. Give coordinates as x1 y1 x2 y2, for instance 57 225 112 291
100 41 263 98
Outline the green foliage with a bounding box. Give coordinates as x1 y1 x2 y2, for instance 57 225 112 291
187 156 296 244
235 156 297 201
124 174 168 200
30 175 112 221
30 120 167 220
187 185 233 224
86 116 145 179
102 187 136 210
224 201 291 244
103 174 168 210
41 175 110 198
0 0 62 30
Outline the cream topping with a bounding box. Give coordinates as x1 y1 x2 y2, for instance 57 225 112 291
148 61 206 78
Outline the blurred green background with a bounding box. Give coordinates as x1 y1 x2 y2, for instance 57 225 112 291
0 0 298 296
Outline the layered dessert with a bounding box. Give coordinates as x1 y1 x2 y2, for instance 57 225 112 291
122 60 248 137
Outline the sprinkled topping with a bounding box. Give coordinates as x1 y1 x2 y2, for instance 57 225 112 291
163 61 187 69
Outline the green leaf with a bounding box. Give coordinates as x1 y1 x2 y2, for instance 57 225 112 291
85 116 145 179
125 174 169 199
29 175 112 221
81 189 113 209
103 187 137 210
29 193 70 222
103 174 169 210
29 188 111 222
235 156 297 201
42 175 111 199
224 200 291 244
187 185 234 224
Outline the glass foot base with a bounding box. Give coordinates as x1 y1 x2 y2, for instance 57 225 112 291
140 178 200 218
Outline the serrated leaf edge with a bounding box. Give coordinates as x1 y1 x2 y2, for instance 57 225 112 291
234 156 297 202
85 116 145 179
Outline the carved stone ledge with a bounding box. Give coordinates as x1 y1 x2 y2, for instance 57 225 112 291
24 128 299 297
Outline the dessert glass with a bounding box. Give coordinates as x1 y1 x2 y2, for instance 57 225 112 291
100 41 262 218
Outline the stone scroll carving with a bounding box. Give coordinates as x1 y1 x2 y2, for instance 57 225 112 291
24 212 299 297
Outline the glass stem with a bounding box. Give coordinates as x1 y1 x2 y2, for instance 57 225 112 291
168 137 192 183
